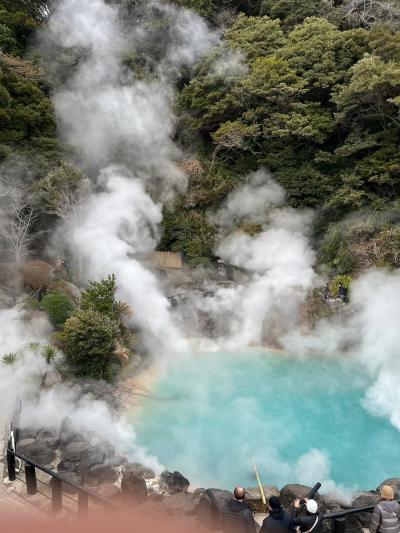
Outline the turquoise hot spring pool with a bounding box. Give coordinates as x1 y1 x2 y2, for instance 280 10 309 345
133 350 400 491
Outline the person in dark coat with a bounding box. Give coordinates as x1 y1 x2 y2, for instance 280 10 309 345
260 496 294 533
293 498 322 533
222 486 257 533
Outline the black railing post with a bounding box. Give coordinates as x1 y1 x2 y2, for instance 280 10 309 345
51 477 62 512
25 463 37 495
78 491 89 519
6 450 16 481
333 517 346 533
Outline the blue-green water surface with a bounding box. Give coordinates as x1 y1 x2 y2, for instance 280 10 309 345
133 351 400 490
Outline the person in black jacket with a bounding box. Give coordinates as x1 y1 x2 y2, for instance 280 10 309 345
222 486 257 533
260 496 294 533
293 498 322 533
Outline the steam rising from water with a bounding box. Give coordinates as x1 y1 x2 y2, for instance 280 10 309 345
0 0 400 493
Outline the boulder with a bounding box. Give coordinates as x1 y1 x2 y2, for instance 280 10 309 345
36 429 58 440
16 438 36 455
78 447 106 473
57 460 78 473
62 441 93 463
246 485 280 512
19 428 38 440
280 484 324 511
196 489 232 531
121 471 148 503
160 470 190 494
17 439 56 466
161 492 200 516
96 441 115 459
55 471 83 494
41 437 60 450
107 455 128 467
377 479 400 499
124 462 155 480
94 484 120 499
85 464 119 486
58 418 80 447
347 492 381 531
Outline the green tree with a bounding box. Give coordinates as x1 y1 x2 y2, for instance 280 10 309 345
41 293 75 329
33 161 89 220
260 0 332 30
224 14 286 59
81 274 117 317
62 309 120 381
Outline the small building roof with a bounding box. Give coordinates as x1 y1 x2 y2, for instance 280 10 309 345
150 251 183 270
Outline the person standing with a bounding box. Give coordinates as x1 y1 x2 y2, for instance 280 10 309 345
293 498 322 533
260 496 294 533
370 486 400 533
222 486 257 533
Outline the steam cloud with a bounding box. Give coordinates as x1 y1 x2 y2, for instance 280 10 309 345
1 0 400 497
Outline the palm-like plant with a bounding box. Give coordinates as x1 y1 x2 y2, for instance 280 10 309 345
1 352 20 365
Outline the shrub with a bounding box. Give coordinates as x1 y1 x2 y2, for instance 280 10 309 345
61 309 120 381
81 274 116 317
329 275 352 298
42 293 75 329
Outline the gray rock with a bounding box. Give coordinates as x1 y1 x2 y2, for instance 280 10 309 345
161 492 200 516
16 438 36 455
57 460 78 473
377 479 400 499
78 447 106 473
19 428 37 440
43 370 63 387
62 441 92 463
94 484 120 499
96 441 115 459
196 489 232 531
280 484 324 511
348 492 381 530
121 471 148 503
107 455 128 467
36 429 58 440
85 464 119 486
41 437 60 450
58 417 80 447
56 471 83 494
124 462 155 480
17 440 56 465
246 485 280 512
160 470 190 494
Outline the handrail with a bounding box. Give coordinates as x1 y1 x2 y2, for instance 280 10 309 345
323 504 375 520
6 448 121 511
323 500 400 521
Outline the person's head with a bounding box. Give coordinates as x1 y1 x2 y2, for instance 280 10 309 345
268 496 282 512
306 500 318 515
234 486 246 501
381 485 395 501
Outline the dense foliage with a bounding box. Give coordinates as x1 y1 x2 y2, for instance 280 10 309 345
60 275 132 381
41 292 75 329
171 5 400 271
62 309 121 381
1 0 400 274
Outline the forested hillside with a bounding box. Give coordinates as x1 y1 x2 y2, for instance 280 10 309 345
1 0 400 274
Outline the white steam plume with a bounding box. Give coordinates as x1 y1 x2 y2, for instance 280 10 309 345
45 0 219 355
193 171 316 347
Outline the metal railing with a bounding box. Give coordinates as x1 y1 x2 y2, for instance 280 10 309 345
6 447 119 518
5 445 396 531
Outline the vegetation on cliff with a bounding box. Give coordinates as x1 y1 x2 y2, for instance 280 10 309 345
1 0 400 273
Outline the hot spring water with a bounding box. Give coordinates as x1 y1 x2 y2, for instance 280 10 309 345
133 351 400 491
